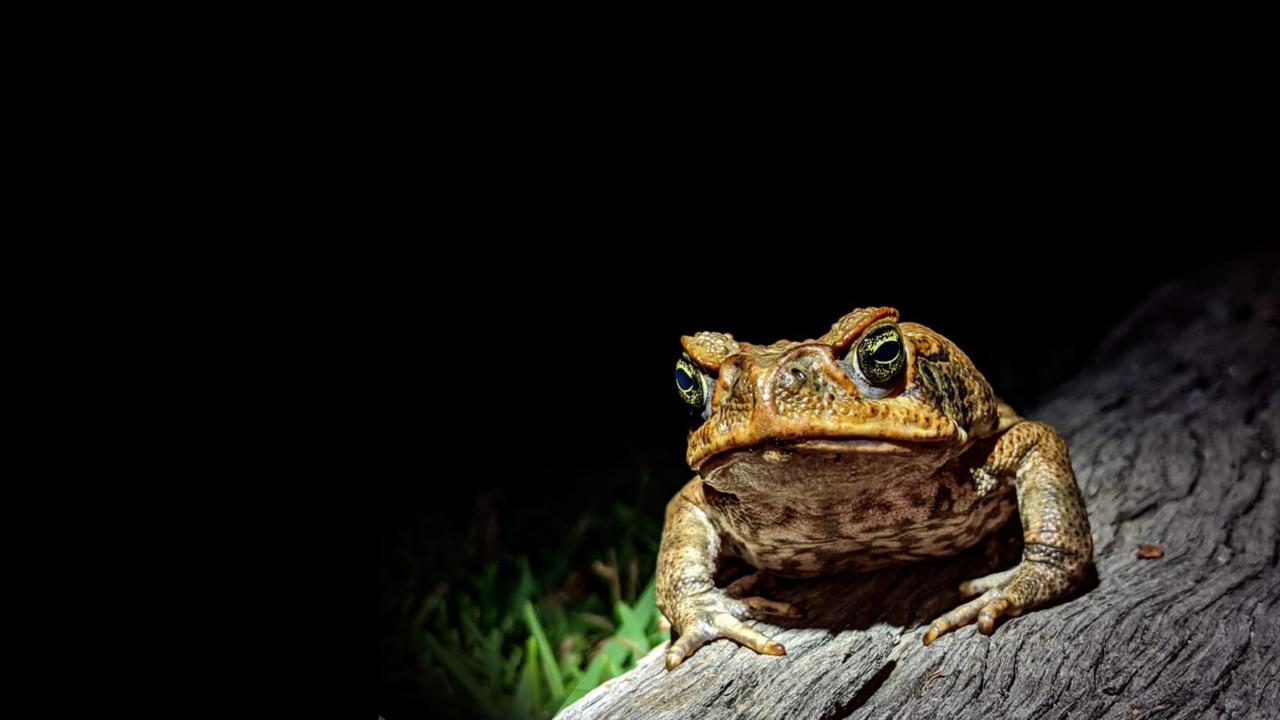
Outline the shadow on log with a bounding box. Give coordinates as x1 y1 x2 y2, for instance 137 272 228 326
560 254 1280 720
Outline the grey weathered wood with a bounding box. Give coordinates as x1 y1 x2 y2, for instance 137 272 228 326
561 255 1280 720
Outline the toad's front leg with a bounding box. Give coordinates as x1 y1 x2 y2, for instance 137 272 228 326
924 421 1093 645
656 478 801 670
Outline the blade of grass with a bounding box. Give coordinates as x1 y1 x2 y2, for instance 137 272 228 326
553 652 609 717
521 601 566 699
423 634 501 718
613 577 657 659
409 584 446 641
580 612 614 633
525 636 542 713
635 576 656 619
484 628 502 692
508 644 532 720
591 558 621 609
601 636 629 671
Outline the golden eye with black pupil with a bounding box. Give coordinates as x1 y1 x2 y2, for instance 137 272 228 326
674 355 709 408
853 324 906 386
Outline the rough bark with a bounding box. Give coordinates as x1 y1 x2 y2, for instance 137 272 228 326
560 255 1280 720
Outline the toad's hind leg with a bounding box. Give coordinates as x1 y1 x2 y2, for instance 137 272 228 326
726 570 804 619
923 421 1093 645
656 479 803 670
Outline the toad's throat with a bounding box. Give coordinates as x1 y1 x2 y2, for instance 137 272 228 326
695 436 944 475
696 437 959 502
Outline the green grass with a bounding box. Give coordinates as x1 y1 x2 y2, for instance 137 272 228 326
379 489 671 720
409 558 666 719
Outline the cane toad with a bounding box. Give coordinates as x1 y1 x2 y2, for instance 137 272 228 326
658 306 1092 669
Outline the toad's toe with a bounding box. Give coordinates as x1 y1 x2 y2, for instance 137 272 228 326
663 590 788 670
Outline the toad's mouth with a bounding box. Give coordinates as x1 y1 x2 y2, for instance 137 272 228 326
694 436 935 475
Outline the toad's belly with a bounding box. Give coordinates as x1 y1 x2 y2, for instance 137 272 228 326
702 478 1017 578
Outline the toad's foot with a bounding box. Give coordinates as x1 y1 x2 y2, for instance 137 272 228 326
921 545 1083 645
657 574 802 635
923 420 1093 646
664 589 802 670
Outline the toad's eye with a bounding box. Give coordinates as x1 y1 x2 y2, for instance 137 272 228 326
675 356 709 408
853 323 906 387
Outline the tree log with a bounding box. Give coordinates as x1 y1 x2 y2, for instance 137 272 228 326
560 255 1279 720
